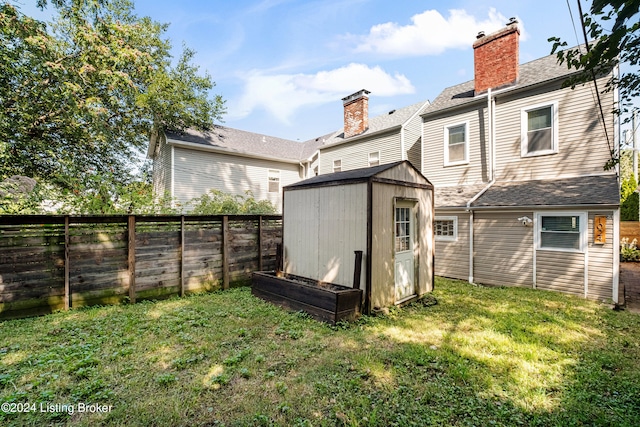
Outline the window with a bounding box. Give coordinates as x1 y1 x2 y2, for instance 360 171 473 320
521 102 558 157
536 212 586 252
369 152 380 167
435 216 457 241
268 170 280 193
333 159 342 172
395 207 411 252
444 122 468 166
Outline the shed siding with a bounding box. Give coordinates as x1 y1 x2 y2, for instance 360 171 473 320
377 163 428 184
172 146 300 212
283 183 368 290
422 105 488 186
473 211 534 287
434 210 470 280
536 251 585 297
587 211 615 301
371 182 433 309
494 76 613 181
319 131 402 175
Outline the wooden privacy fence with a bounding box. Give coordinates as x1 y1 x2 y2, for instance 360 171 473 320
0 215 282 319
621 221 640 243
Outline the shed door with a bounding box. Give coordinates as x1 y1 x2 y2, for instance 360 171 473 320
395 201 416 302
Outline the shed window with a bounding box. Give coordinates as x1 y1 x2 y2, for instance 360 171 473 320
444 122 468 166
521 102 558 157
369 152 380 167
395 207 411 252
537 213 586 252
333 159 342 172
268 170 280 193
435 216 457 241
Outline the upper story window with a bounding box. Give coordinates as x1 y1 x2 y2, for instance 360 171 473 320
268 169 280 193
333 159 342 172
521 101 558 157
444 122 468 166
369 152 380 167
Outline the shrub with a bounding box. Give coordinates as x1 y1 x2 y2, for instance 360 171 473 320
621 237 640 261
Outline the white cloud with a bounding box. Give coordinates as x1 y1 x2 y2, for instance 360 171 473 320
352 8 526 56
230 63 415 123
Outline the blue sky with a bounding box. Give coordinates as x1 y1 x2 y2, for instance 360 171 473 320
17 0 625 143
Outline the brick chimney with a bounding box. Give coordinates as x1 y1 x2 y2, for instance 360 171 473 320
342 89 370 138
473 17 520 95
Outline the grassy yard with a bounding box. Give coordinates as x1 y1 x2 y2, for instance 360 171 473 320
0 278 639 426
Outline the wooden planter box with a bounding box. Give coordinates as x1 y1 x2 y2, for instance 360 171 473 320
252 271 363 324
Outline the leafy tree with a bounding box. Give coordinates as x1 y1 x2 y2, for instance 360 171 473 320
621 174 639 220
0 0 225 198
549 0 639 115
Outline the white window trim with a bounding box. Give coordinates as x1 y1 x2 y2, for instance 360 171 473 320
443 121 469 167
368 151 380 167
333 159 342 172
435 216 458 242
521 101 559 158
535 211 587 253
268 169 280 193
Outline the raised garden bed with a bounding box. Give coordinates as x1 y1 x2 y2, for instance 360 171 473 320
251 271 363 324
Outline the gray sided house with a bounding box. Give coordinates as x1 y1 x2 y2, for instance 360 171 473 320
282 161 434 312
423 21 620 302
147 127 309 212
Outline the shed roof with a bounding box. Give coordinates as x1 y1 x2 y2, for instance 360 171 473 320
284 160 430 190
471 174 620 208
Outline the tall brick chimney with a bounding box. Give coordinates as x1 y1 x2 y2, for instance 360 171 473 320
473 17 520 95
342 89 370 138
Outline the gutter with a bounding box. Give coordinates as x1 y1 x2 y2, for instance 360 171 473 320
465 180 495 284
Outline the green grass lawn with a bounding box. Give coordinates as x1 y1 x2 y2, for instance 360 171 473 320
1 278 639 426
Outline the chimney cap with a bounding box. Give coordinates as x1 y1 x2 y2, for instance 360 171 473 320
507 17 518 26
476 31 485 39
342 89 371 104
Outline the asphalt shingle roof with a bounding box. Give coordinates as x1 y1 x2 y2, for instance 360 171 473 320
471 175 620 208
422 46 583 116
435 184 490 208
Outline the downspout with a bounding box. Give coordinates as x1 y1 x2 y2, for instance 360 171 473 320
466 89 497 283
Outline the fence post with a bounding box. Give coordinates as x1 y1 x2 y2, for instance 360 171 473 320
180 215 185 297
258 216 263 272
222 215 229 290
64 215 70 310
128 215 136 303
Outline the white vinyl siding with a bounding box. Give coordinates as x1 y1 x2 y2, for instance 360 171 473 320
521 101 558 157
536 251 585 297
172 146 299 212
587 212 615 301
422 106 486 186
495 75 613 181
473 211 534 287
152 137 173 198
434 211 470 280
444 122 469 166
403 113 423 171
319 130 403 175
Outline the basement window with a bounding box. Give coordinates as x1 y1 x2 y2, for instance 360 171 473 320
435 216 457 242
268 170 280 193
536 212 586 252
444 122 468 166
521 102 558 157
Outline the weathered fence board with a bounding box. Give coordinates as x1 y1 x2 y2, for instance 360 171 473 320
0 215 282 319
621 221 640 243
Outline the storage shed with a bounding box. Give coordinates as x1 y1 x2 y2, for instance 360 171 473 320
282 161 434 313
